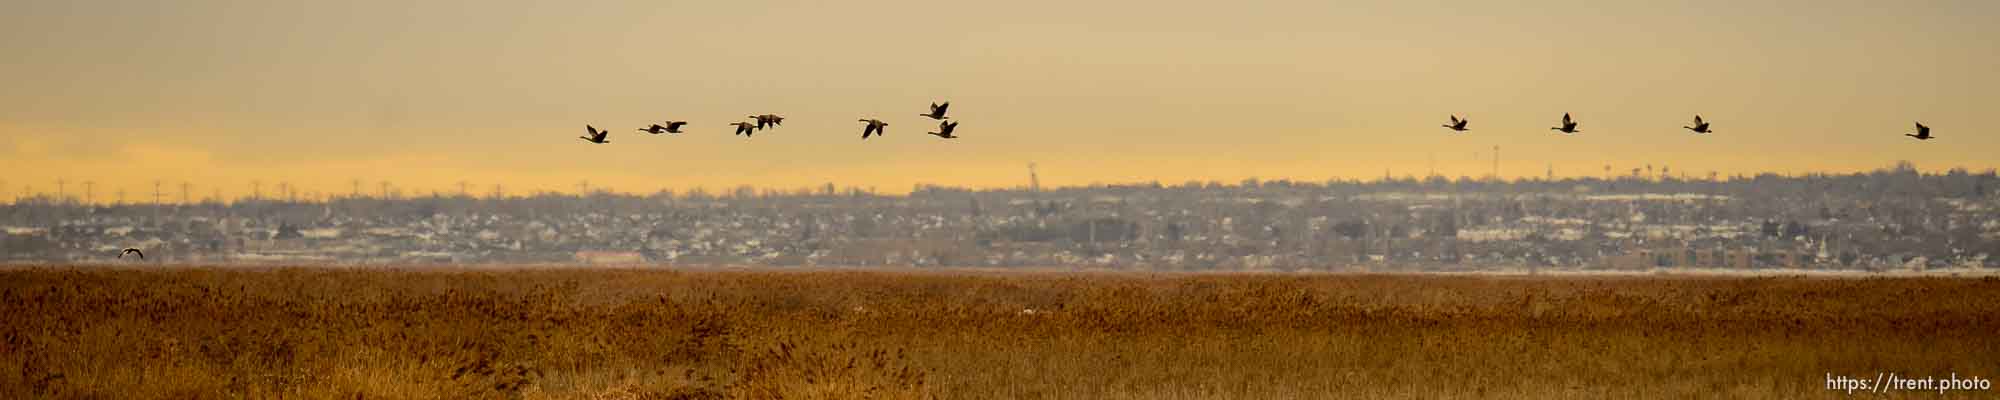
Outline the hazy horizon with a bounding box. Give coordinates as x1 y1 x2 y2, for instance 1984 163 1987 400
5 0 1995 201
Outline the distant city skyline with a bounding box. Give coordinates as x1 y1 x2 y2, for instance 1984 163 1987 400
4 1 1995 201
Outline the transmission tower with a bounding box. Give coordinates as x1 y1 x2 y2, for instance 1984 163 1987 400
152 181 163 220
577 180 590 196
351 179 362 199
380 181 392 200
251 180 263 201
1492 145 1500 181
1027 163 1040 193
458 181 469 197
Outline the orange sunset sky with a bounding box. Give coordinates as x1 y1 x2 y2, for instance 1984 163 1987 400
2 0 1994 202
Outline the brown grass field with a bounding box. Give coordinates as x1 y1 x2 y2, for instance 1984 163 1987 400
3 267 1997 399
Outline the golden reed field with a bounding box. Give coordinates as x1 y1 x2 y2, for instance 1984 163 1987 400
3 267 1998 399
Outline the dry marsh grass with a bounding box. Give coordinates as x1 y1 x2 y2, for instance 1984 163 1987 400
2 267 1997 399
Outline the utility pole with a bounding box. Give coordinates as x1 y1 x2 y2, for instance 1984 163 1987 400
576 180 590 196
252 180 263 201
56 179 67 204
82 181 94 205
491 184 504 200
379 181 391 200
117 189 126 206
180 182 192 205
457 181 469 197
351 179 362 199
277 182 290 203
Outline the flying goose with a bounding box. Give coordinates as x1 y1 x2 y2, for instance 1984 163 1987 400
859 119 888 139
119 248 143 259
1550 113 1580 134
1442 115 1469 132
731 121 757 136
580 125 610 143
1906 122 1933 140
921 102 951 120
638 124 671 134
1684 115 1713 134
663 121 688 134
928 120 960 139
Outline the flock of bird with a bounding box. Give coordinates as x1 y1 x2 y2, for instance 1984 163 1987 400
1441 114 1935 140
582 107 1938 144
579 101 963 144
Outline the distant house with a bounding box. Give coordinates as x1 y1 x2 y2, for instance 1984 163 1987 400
574 251 645 264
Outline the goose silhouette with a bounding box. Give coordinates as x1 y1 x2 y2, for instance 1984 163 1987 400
1684 115 1713 134
921 102 950 120
928 120 959 139
1442 115 1469 132
859 119 888 139
638 124 671 134
1550 113 1580 134
1906 122 1933 140
120 248 144 259
663 121 688 134
731 121 757 136
580 125 610 143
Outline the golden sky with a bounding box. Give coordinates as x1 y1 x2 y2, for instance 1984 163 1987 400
3 0 1995 202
